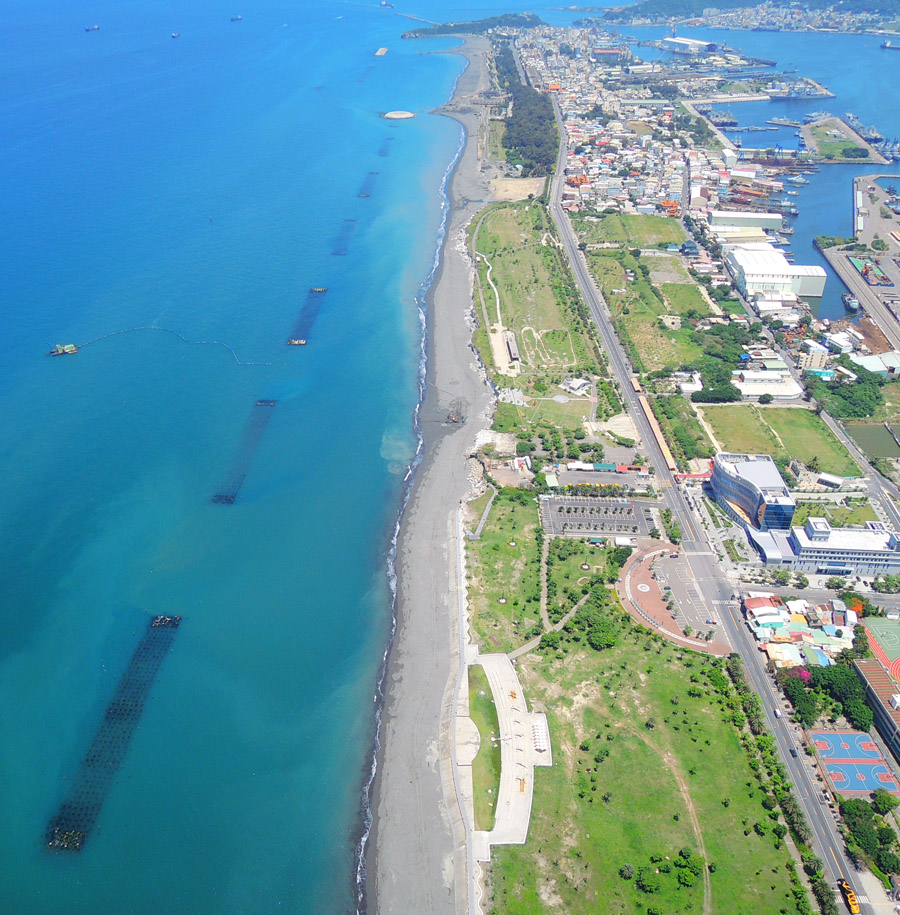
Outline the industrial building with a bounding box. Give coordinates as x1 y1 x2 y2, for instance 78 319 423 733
724 244 827 299
660 36 717 55
710 453 796 531
709 210 783 232
750 517 900 576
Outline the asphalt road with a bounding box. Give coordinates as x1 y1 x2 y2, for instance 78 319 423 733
546 99 875 912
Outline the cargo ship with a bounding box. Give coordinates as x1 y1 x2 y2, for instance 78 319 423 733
882 40 900 50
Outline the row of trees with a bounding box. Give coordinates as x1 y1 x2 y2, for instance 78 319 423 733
494 43 558 177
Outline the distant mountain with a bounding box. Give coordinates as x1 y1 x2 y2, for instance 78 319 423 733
401 13 544 39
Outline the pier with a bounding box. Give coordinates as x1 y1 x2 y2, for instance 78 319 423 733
819 175 900 351
45 616 181 851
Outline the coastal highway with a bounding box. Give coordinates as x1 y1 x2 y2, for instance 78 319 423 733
545 98 875 912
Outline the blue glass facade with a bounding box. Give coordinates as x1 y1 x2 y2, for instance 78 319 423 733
711 453 795 532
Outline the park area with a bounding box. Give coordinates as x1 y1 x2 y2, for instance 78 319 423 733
473 202 596 374
700 405 860 477
487 631 800 914
466 490 542 654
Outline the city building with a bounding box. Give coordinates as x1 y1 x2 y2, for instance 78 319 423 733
855 659 900 766
750 518 900 576
710 453 796 531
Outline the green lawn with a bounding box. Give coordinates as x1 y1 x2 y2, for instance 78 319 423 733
467 492 542 652
547 540 618 622
488 632 799 914
661 282 710 316
701 405 787 460
792 499 878 528
762 408 860 478
870 380 900 423
586 252 704 372
489 120 508 161
470 664 502 831
475 203 594 373
574 213 686 247
810 122 871 161
700 406 859 476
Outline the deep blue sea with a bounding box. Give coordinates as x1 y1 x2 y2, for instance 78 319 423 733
2 2 899 912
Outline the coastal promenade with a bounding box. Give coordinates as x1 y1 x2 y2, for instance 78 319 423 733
368 37 496 915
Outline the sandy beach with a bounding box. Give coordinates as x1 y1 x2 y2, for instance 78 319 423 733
367 36 495 915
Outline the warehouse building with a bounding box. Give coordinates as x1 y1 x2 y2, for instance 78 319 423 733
724 243 827 299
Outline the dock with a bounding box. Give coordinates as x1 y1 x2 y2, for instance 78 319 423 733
819 175 900 351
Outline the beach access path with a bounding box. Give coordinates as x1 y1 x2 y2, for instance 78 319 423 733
369 37 497 915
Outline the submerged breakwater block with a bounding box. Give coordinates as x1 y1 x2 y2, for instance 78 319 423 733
357 171 379 198
286 287 328 346
211 399 276 505
330 218 357 256
377 136 393 157
45 616 181 852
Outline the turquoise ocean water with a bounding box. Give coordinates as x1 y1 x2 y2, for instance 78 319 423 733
0 1 473 911
3 2 899 912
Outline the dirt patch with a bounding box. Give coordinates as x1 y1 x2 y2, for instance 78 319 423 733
490 176 547 201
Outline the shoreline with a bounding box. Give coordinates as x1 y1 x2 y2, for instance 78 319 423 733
365 35 496 914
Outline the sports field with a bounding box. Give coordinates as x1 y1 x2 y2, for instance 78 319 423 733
809 730 900 796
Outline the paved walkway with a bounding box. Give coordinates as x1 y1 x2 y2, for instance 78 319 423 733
469 651 552 863
617 547 731 656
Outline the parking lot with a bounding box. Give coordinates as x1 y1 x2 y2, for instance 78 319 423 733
539 496 658 538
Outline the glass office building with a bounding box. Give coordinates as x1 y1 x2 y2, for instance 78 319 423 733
710 453 795 531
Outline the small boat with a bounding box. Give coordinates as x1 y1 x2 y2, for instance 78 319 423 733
287 338 307 346
48 344 78 356
84 25 100 32
171 32 180 38
230 15 243 22
842 292 861 312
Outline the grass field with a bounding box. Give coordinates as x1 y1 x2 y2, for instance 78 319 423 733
467 492 542 653
661 282 710 316
488 632 799 914
470 664 502 830
870 380 900 423
489 121 508 162
574 213 686 247
810 121 871 161
701 405 785 459
701 405 859 477
587 252 704 372
475 203 593 373
761 408 860 477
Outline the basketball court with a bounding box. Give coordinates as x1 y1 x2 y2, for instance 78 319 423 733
810 729 900 795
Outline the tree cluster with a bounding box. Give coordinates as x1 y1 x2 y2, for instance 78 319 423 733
840 795 900 876
494 44 558 177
